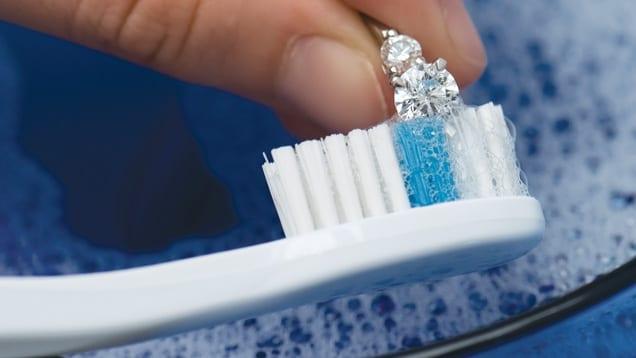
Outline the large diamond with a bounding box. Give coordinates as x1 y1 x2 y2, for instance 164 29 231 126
381 35 421 73
394 61 460 119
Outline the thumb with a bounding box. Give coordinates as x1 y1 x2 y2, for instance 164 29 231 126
0 0 391 136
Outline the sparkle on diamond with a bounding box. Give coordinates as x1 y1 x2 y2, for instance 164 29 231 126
394 61 460 119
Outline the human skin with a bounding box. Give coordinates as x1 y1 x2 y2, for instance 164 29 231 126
0 0 486 138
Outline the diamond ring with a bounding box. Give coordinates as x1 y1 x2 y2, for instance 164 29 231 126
364 17 461 120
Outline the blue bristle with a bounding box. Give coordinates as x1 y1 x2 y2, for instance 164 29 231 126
392 117 458 207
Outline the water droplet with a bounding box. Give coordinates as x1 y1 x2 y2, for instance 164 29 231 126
371 294 396 316
401 336 423 349
468 292 488 312
428 298 448 316
553 117 572 134
610 191 635 210
346 298 361 311
498 291 537 315
384 318 397 331
289 329 312 344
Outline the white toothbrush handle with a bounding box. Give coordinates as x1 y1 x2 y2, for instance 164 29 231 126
0 197 544 358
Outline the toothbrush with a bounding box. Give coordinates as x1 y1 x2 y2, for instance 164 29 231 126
263 103 530 237
0 27 544 358
262 29 531 238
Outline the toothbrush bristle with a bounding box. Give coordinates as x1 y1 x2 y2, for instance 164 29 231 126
263 103 528 237
368 124 411 212
393 115 459 206
322 134 364 223
269 147 315 235
295 140 339 229
347 129 388 217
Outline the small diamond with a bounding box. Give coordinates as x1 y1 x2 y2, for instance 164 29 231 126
394 60 460 119
381 35 421 73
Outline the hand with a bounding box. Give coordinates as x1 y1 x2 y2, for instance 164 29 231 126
0 0 486 138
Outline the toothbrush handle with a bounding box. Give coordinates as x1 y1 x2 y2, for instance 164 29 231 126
0 197 544 357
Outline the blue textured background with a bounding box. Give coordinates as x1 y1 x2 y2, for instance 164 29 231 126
0 0 635 356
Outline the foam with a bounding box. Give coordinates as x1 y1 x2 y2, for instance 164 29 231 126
392 116 459 206
447 104 529 199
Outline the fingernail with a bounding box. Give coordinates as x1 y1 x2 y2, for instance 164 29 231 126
277 36 388 133
441 0 487 69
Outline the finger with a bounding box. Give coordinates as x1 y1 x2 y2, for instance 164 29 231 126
344 0 486 87
275 107 330 140
0 0 393 135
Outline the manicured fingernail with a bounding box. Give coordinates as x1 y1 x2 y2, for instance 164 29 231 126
441 0 487 69
277 36 388 133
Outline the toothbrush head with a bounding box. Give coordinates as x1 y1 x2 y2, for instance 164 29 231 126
263 102 531 237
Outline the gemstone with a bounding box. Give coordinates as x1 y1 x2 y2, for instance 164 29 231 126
381 35 421 73
394 60 460 119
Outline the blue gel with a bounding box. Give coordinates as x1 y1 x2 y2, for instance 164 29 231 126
392 117 458 207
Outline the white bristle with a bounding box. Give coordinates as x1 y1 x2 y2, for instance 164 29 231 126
368 123 410 212
322 134 364 223
262 161 294 236
270 147 315 236
295 140 340 228
347 129 387 217
476 102 517 195
456 107 497 198
491 104 522 194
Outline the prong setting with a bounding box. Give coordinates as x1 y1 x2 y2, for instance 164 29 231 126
390 76 405 87
434 58 447 71
386 29 398 38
